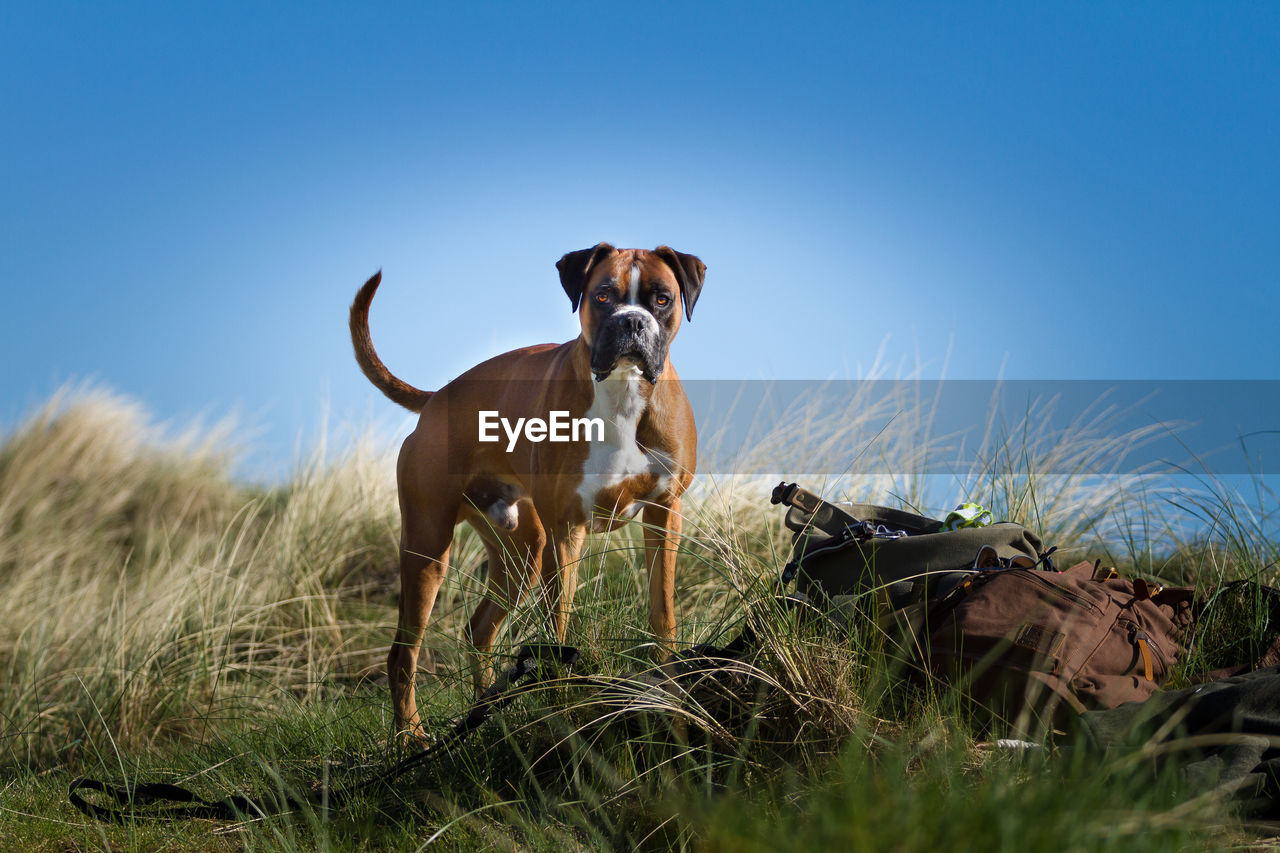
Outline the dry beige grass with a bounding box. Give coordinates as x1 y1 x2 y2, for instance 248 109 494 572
0 388 403 760
0 382 1254 769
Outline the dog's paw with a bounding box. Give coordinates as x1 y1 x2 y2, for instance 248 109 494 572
395 723 435 749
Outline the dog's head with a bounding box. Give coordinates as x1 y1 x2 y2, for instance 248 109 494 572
556 243 706 383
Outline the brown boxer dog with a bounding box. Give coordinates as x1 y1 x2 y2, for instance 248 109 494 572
349 243 704 739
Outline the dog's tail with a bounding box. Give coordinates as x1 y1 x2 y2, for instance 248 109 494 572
349 272 433 413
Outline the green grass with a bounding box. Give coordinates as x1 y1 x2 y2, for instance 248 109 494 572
1 386 1277 851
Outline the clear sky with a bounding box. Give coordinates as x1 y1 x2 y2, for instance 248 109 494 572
3 2 1278 479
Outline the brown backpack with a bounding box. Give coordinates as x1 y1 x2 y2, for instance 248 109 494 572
768 484 1197 730
920 561 1195 732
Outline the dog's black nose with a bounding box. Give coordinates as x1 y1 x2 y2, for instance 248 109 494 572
620 313 644 334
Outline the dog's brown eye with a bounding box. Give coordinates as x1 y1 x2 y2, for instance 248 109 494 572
654 293 670 307
594 291 610 304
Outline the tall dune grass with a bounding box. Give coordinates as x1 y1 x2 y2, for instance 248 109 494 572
0 388 403 764
0 385 1274 850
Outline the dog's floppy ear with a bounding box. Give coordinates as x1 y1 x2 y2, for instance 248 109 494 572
654 246 707 321
556 243 616 312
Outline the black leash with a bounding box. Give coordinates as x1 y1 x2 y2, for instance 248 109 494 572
69 643 581 823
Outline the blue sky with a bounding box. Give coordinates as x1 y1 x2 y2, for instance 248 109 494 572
3 2 1278 478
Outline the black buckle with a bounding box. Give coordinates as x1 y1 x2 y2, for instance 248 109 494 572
771 481 822 514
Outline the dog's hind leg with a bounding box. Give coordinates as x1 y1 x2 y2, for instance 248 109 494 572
464 502 546 692
389 515 455 741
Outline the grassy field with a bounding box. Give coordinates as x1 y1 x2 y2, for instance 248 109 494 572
0 387 1277 851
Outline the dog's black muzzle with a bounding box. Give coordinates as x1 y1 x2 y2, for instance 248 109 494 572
591 312 667 383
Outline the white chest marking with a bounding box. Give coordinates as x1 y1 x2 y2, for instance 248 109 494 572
577 364 664 525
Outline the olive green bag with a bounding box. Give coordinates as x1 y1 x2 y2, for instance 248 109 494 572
771 482 1051 612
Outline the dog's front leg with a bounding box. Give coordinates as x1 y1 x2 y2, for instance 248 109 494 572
539 525 587 643
641 499 681 658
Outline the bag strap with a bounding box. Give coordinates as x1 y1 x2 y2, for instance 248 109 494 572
837 502 944 535
68 643 580 822
771 482 943 538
